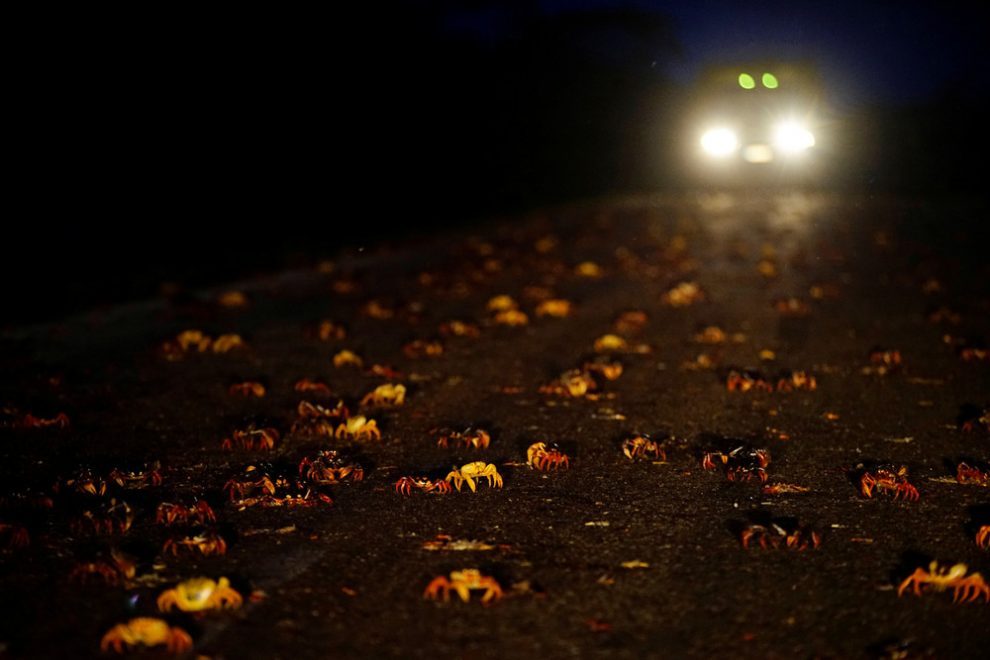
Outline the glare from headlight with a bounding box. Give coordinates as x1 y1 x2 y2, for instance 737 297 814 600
773 122 815 152
700 128 738 157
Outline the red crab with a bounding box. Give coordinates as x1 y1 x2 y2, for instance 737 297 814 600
393 476 453 496
858 464 919 501
527 442 570 471
725 370 774 393
739 521 821 550
155 500 216 526
702 446 771 482
221 427 280 451
299 450 364 484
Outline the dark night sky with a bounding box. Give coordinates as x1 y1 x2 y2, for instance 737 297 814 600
447 0 989 108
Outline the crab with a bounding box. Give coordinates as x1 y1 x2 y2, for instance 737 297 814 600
535 299 573 318
109 462 163 489
366 363 404 379
361 383 406 407
335 416 382 442
439 320 481 338
612 309 648 335
333 350 364 368
156 499 217 526
493 309 529 326
15 411 71 429
446 462 504 492
702 446 771 482
299 450 365 484
160 329 211 359
162 530 228 557
527 442 570 471
977 526 990 550
316 319 347 341
486 295 518 312
211 333 246 353
217 290 248 308
661 281 705 307
158 576 243 612
772 297 811 317
403 339 444 359
362 299 396 319
100 617 193 654
693 325 728 344
0 522 30 549
394 476 453 496
70 498 134 536
435 427 491 450
228 381 266 397
960 405 989 433
294 378 334 395
291 399 350 436
622 434 666 461
583 356 623 381
223 464 279 501
858 464 919 501
776 370 818 392
575 261 603 278
897 561 989 603
739 522 821 550
593 334 628 353
956 462 990 486
725 369 774 393
55 468 108 497
69 549 136 585
423 569 503 604
539 369 598 398
866 347 902 375
221 427 280 451
960 343 989 363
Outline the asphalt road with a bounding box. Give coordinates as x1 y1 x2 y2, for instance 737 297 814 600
1 192 988 659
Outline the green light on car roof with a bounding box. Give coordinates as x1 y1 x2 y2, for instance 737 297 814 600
762 72 779 89
738 73 755 89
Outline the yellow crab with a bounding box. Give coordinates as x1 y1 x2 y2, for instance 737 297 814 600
446 462 503 492
212 334 246 353
593 334 628 352
535 299 573 318
898 561 990 603
333 349 364 368
493 309 529 326
423 569 503 604
100 617 192 654
360 383 406 407
157 576 243 613
486 294 518 312
335 416 381 441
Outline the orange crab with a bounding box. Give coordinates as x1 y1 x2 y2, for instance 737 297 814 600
228 381 266 397
162 530 228 557
622 434 666 461
527 442 570 471
211 334 246 353
69 549 136 585
293 378 334 395
956 462 989 486
157 576 242 612
726 370 774 393
539 369 598 398
335 416 381 442
316 320 347 341
583 356 623 381
155 500 216 527
702 446 771 482
394 476 453 496
739 522 821 550
439 320 481 338
535 298 573 318
0 522 30 549
403 339 444 359
423 569 503 604
100 618 192 654
897 561 989 603
776 370 817 392
661 281 705 307
977 526 990 549
333 350 364 368
291 399 350 436
435 427 491 450
858 465 919 501
221 427 280 451
299 450 364 484
493 309 529 326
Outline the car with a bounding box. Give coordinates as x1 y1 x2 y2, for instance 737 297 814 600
684 61 828 184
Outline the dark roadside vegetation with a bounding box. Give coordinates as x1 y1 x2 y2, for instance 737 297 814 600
5 4 988 325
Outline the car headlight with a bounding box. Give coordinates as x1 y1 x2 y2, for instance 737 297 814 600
700 128 738 157
773 122 815 152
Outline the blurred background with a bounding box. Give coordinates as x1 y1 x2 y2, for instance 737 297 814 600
6 1 988 324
